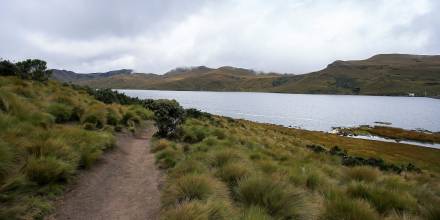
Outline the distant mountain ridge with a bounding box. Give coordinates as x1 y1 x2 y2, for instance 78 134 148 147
51 69 134 82
51 54 440 96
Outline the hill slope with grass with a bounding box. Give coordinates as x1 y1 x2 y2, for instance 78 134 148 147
153 115 440 220
53 54 440 96
0 73 154 219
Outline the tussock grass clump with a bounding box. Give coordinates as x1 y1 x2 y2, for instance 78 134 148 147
25 156 74 185
237 175 307 219
211 128 226 140
256 159 279 174
122 110 141 125
47 103 73 123
28 112 55 128
128 105 154 120
420 203 440 220
321 191 379 220
106 106 122 126
217 162 252 187
346 181 417 214
182 125 209 143
171 159 208 178
155 147 181 169
163 200 234 220
0 89 29 115
151 139 171 153
345 166 380 183
241 206 272 220
162 174 228 208
0 89 14 112
154 109 440 219
209 149 243 168
0 140 15 182
81 104 107 129
0 76 145 219
306 171 327 191
162 201 209 220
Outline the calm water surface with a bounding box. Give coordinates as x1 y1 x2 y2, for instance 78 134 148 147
119 90 440 132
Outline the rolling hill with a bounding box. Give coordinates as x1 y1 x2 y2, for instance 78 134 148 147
52 54 440 96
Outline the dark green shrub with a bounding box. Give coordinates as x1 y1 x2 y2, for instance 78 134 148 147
185 108 211 119
151 99 185 138
16 59 52 82
0 60 18 76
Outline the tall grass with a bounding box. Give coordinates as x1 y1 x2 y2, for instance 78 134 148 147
0 140 15 183
47 103 73 123
237 175 308 219
0 76 144 219
346 181 417 214
321 191 379 220
162 174 228 208
154 116 440 220
345 166 380 183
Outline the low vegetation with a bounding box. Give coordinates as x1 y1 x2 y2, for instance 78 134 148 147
339 125 440 144
0 75 153 219
153 114 440 219
3 58 440 219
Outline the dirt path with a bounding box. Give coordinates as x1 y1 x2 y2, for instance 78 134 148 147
50 126 161 220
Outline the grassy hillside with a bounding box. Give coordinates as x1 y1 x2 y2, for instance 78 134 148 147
153 115 440 220
53 54 440 96
0 76 153 219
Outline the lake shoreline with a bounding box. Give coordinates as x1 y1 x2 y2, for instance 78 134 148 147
115 88 440 98
119 89 440 133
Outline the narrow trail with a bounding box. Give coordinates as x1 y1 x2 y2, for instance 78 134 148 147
50 126 161 220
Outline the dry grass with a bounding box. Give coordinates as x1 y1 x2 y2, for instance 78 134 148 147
365 126 440 143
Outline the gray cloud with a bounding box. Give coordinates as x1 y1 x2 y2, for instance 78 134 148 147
0 0 439 74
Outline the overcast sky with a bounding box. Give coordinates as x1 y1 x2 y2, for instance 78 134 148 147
1 0 439 74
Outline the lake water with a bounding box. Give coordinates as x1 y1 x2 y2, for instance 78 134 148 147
118 90 440 132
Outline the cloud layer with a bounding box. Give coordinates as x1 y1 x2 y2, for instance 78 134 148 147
1 0 439 74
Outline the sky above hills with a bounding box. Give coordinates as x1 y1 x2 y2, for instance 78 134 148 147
1 0 439 74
